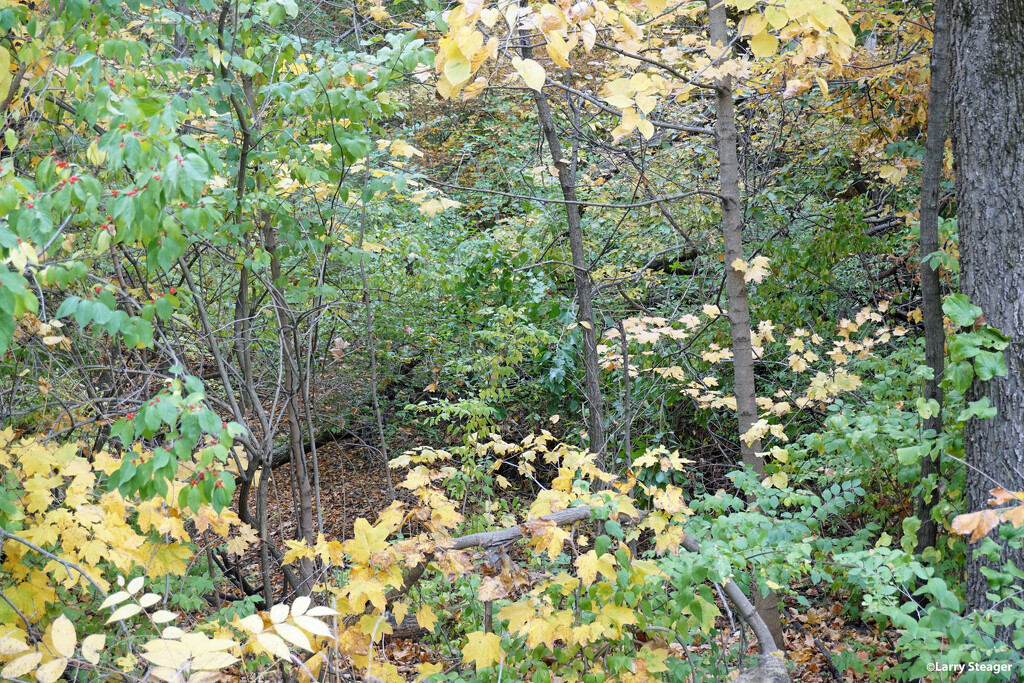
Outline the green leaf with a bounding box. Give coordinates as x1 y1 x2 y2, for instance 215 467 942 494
957 397 997 422
974 350 1006 381
945 360 974 394
942 294 982 327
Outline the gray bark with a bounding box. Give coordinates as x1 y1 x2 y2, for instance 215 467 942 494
915 0 950 555
950 0 1024 615
518 36 606 463
706 0 783 650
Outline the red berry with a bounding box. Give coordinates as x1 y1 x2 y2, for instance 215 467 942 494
221 422 227 429
169 288 176 294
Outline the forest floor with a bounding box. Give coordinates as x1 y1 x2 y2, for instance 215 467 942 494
228 443 900 682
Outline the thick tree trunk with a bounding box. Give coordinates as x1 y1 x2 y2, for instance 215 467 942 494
915 0 950 555
706 0 782 650
519 37 606 463
950 0 1024 616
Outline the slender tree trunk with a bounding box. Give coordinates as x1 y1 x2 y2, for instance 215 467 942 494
359 186 395 502
950 0 1024 620
915 0 950 555
519 36 605 462
706 0 782 650
262 214 316 593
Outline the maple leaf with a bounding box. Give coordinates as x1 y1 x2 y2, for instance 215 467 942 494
145 543 192 578
462 631 503 671
598 603 638 636
477 576 509 602
498 601 534 635
653 486 691 514
416 604 438 631
575 550 616 587
531 523 570 561
343 518 392 565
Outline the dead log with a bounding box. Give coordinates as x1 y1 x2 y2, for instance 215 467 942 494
387 504 788 676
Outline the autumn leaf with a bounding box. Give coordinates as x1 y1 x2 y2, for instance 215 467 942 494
416 605 438 631
49 613 76 658
575 550 616 586
510 57 546 92
462 631 503 671
952 509 1001 543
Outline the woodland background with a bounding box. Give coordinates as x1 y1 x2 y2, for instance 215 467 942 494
1 0 1023 682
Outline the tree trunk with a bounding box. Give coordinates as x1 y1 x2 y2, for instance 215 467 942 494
706 0 782 650
519 36 606 463
950 0 1024 617
262 214 317 593
915 0 950 555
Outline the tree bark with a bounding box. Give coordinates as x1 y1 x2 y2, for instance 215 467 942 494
519 36 606 464
915 0 950 555
706 0 782 650
950 0 1024 617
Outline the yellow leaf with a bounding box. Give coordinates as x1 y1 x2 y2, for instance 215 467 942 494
2 652 42 679
784 0 812 20
738 13 768 36
0 49 11 102
146 543 192 577
783 78 809 98
151 610 177 624
417 661 444 679
575 550 616 587
462 76 487 100
533 524 570 561
255 632 291 660
0 635 29 655
748 30 779 59
49 614 76 658
86 141 106 165
35 657 68 683
599 603 638 634
462 630 503 671
191 650 239 670
141 639 191 669
275 623 312 651
544 31 571 68
510 57 546 92
269 603 290 624
816 76 829 98
477 576 509 602
82 634 105 665
416 605 438 631
237 614 265 635
292 615 333 638
138 593 161 609
107 603 143 623
644 0 666 12
443 45 472 87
